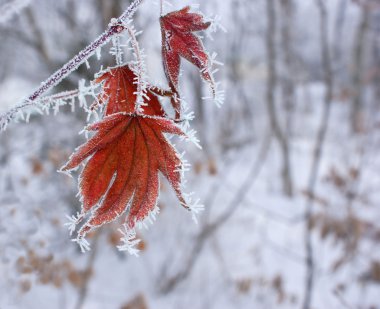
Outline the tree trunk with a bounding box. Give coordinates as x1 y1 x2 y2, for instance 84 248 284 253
303 1 334 308
351 5 370 133
279 0 296 136
266 0 293 197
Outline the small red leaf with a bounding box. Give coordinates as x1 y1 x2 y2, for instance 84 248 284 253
160 6 214 117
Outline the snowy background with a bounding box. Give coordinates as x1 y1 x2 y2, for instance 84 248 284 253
1 0 380 308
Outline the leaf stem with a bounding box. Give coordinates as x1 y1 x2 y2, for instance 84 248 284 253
124 23 147 113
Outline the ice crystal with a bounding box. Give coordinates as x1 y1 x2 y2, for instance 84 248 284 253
117 225 141 256
184 193 204 224
64 212 84 236
72 237 91 253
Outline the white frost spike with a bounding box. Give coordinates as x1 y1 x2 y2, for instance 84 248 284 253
117 225 141 256
207 14 227 39
18 110 25 121
180 128 202 149
78 79 88 109
137 205 160 230
184 193 204 224
96 47 102 60
176 152 191 179
164 0 173 7
26 111 31 123
177 97 195 130
72 237 91 253
64 212 84 236
203 82 225 108
78 79 101 110
57 168 73 178
70 98 75 112
153 0 173 11
214 89 225 107
209 52 224 67
182 110 195 129
110 34 124 65
149 205 160 221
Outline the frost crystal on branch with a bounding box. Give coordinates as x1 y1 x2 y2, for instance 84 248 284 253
0 79 104 132
206 14 227 38
117 226 141 256
180 128 202 149
176 152 191 179
64 212 85 236
72 237 91 253
203 81 225 108
137 205 161 230
0 0 144 132
183 193 205 224
110 19 125 65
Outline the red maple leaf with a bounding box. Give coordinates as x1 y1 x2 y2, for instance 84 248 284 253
160 6 214 117
62 66 188 238
95 65 167 117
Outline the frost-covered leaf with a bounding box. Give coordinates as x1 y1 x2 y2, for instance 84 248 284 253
62 65 190 240
160 6 214 117
62 113 188 238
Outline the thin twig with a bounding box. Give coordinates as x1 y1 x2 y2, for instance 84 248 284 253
302 1 334 308
124 23 148 113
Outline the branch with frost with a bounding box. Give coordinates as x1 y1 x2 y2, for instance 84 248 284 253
0 90 79 128
0 0 145 132
0 80 102 130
